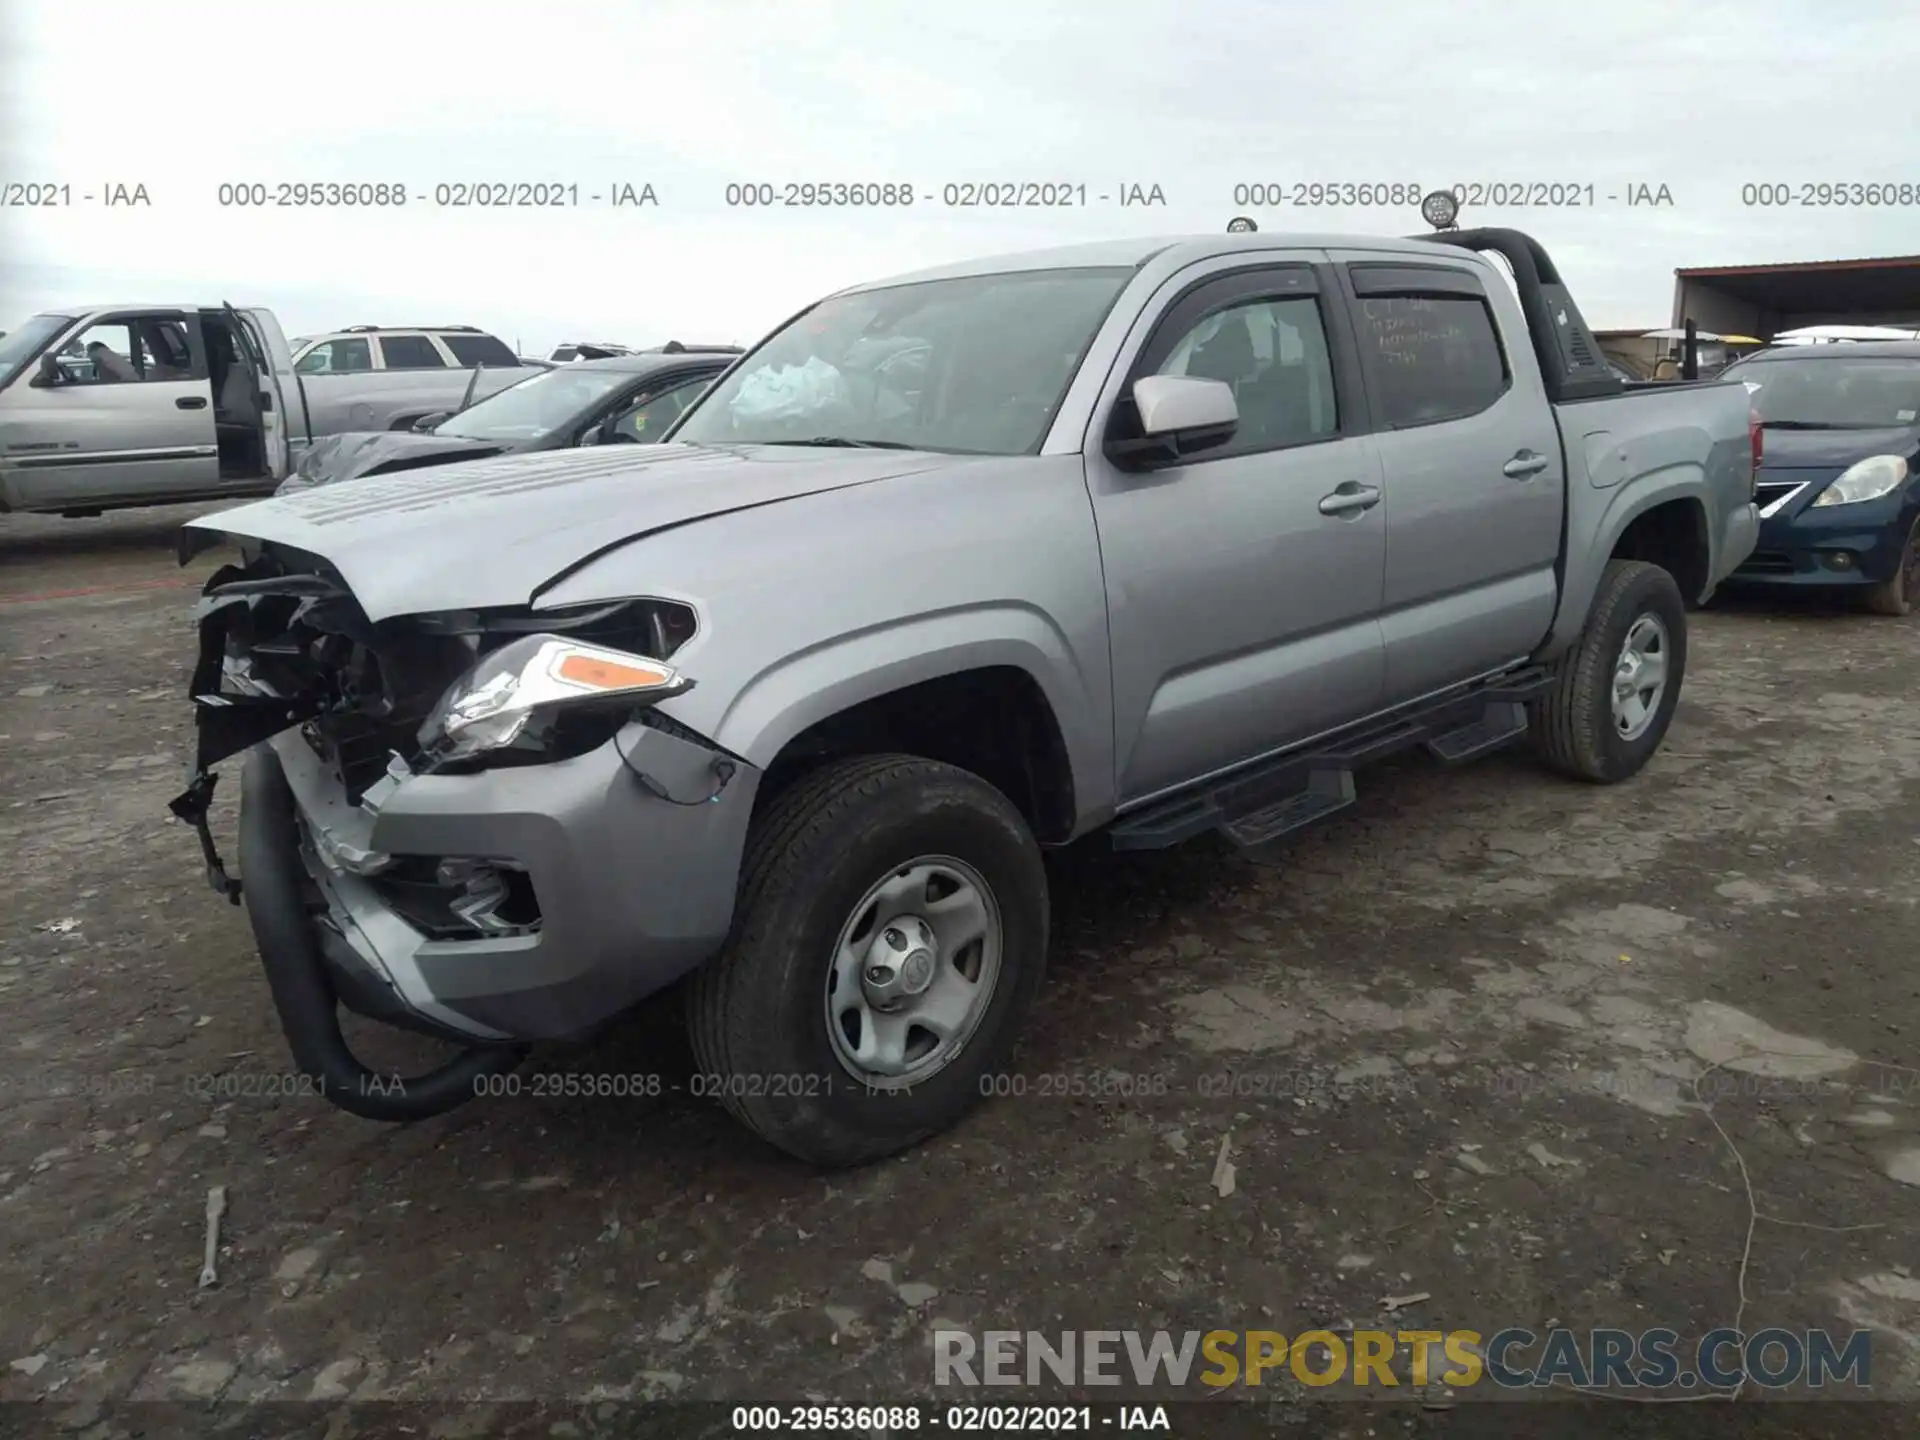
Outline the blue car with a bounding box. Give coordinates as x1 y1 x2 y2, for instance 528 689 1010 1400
1721 341 1920 615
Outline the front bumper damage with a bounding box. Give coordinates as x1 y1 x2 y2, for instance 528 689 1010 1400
168 556 761 1120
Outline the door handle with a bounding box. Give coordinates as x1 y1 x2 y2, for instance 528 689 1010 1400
176 396 208 410
1318 482 1382 517
1504 451 1549 478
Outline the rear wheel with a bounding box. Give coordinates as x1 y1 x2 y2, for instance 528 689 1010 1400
1863 515 1920 617
686 755 1049 1167
1530 559 1688 783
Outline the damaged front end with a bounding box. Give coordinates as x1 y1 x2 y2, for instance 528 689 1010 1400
169 544 708 891
168 541 746 1122
167 562 432 903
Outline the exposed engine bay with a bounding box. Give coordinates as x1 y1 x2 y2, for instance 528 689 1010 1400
167 540 701 898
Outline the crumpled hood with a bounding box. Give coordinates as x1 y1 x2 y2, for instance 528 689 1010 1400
185 443 948 621
276 429 511 494
1758 425 1920 471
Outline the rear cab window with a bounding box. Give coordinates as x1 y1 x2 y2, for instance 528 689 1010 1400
1344 263 1511 428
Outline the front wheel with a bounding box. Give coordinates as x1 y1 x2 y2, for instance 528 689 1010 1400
686 755 1049 1167
1530 559 1688 783
1863 515 1920 617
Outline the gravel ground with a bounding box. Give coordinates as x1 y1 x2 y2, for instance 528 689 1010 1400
2 504 1918 1438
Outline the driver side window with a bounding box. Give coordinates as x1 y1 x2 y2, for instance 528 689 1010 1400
63 320 184 384
607 379 709 443
1155 296 1339 457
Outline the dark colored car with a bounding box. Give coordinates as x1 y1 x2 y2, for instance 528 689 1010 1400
1720 342 1920 615
276 345 740 493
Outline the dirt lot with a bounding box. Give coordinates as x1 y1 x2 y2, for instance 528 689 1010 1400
2 504 1918 1436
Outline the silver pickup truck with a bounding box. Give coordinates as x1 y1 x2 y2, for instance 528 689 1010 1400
169 224 1759 1167
0 307 527 516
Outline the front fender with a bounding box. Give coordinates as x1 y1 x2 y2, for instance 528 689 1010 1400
706 605 1117 827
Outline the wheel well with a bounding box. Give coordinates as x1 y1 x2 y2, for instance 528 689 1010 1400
1611 499 1710 602
758 667 1076 844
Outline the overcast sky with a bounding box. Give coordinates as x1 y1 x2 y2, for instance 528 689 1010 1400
3 0 1915 350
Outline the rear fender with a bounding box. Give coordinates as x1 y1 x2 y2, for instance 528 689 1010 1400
1546 466 1711 659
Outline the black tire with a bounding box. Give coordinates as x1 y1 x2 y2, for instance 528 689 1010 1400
686 754 1049 1167
1530 559 1688 783
1863 514 1920 617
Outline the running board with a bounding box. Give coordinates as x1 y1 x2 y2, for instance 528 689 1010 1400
1109 668 1551 853
1221 769 1355 847
1424 700 1531 764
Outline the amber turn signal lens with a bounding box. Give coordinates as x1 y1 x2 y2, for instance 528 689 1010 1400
555 653 672 690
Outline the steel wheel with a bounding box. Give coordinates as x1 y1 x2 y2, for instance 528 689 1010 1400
824 856 1003 1090
1611 613 1670 741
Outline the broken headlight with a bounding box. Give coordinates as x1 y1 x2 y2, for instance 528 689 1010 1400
416 633 693 768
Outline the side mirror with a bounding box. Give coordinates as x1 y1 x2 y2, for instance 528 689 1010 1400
577 425 605 447
30 353 63 388
1105 375 1238 469
413 412 449 433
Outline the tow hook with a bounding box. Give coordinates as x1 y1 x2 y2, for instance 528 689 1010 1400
168 769 243 905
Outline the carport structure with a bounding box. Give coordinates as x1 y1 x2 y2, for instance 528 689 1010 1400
1672 254 1920 339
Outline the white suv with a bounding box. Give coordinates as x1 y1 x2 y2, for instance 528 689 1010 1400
292 325 520 375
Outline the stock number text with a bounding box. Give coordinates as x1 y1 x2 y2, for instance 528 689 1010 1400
217 182 408 208
1234 182 1425 208
979 1071 1170 1099
732 1405 925 1430
726 182 916 207
1742 182 1920 207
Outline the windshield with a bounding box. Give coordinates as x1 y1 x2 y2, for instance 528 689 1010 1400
1723 356 1920 429
433 365 636 441
670 267 1134 455
0 313 76 389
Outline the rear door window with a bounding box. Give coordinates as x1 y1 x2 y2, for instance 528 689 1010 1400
377 334 447 369
1349 291 1510 428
